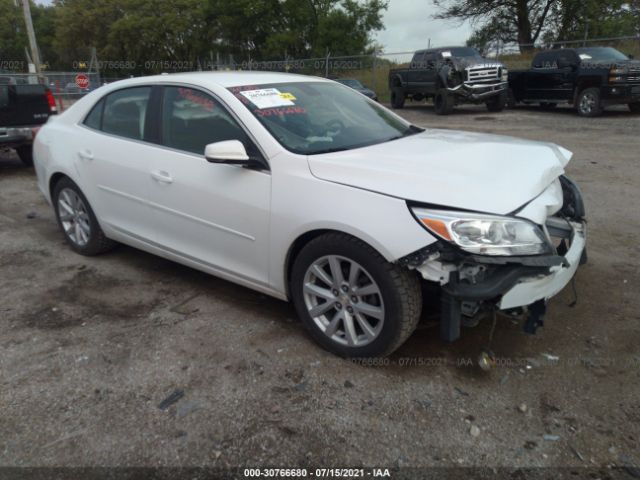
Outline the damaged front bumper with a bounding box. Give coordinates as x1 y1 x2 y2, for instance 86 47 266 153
446 81 508 100
400 175 587 342
436 219 586 309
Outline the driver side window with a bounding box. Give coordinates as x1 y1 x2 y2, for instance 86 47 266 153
161 86 251 155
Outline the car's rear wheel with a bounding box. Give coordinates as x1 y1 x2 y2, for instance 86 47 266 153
434 89 455 115
629 102 640 113
577 88 602 117
390 87 405 109
53 177 116 256
15 146 33 166
291 233 421 357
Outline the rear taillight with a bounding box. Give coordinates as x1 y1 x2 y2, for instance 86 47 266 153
45 89 58 114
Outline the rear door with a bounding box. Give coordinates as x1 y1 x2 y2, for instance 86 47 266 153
553 50 579 101
74 86 157 243
146 85 271 285
407 52 425 88
420 52 439 93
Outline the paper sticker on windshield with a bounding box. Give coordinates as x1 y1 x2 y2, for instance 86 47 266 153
441 51 452 58
579 54 592 60
279 92 296 101
240 88 295 109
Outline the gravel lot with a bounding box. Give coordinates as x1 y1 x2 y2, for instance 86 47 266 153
1 103 639 472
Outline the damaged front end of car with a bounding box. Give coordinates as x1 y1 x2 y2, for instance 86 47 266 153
399 175 587 342
439 59 509 101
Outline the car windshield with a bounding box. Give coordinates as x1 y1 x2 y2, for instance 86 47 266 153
337 79 363 88
229 82 421 155
576 47 629 61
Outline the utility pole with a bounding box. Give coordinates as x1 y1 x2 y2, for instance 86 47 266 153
20 0 43 81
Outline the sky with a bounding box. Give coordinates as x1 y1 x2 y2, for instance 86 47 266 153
34 0 474 54
374 0 474 53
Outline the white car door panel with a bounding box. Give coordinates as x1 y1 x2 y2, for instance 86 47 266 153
75 86 156 243
147 86 271 285
148 150 270 284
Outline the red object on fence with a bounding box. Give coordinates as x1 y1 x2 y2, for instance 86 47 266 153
75 74 89 89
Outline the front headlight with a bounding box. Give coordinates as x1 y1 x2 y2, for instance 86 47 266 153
411 208 552 256
501 68 508 81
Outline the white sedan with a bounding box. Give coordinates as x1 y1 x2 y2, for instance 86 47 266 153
33 72 587 357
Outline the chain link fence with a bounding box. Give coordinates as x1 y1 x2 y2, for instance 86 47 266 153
2 34 639 108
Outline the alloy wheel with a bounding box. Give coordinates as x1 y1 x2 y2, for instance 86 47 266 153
580 92 596 115
302 255 385 347
57 188 91 246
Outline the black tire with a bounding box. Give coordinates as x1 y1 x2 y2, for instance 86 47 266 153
52 177 116 256
434 88 455 115
576 88 602 117
629 102 640 113
506 88 517 109
486 93 507 112
540 102 557 110
291 233 422 357
15 145 33 166
390 87 405 109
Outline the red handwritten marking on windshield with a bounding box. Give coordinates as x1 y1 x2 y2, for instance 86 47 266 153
256 106 307 117
177 88 215 111
229 85 259 104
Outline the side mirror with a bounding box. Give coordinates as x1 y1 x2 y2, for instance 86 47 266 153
205 140 249 165
628 54 635 60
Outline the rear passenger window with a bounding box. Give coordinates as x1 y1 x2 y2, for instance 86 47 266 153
101 87 151 140
161 86 250 155
533 53 558 69
84 99 104 130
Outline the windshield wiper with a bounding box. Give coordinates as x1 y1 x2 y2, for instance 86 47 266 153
386 125 424 142
310 146 351 154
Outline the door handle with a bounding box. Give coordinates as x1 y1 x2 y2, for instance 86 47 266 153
151 170 173 184
78 150 94 161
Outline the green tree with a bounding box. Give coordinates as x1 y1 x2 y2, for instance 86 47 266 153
0 0 28 66
433 0 556 51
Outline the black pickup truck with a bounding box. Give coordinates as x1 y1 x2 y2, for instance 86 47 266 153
0 80 57 165
388 47 509 115
508 47 640 117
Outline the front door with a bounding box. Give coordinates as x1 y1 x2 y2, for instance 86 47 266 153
146 85 271 286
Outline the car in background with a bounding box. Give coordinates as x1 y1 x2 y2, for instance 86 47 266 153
33 72 586 357
388 46 509 114
335 78 378 101
508 47 640 116
1 82 57 165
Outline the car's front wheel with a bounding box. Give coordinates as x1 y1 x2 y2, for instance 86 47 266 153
629 102 640 113
434 89 455 115
53 177 116 256
486 93 507 112
577 88 602 117
291 233 422 357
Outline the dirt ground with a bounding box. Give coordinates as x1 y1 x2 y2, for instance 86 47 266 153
1 102 639 473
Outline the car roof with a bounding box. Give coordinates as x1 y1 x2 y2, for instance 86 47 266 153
414 46 470 55
105 71 331 89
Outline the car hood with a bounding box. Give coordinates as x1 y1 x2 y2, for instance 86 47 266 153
454 57 505 69
595 59 640 70
307 129 572 215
